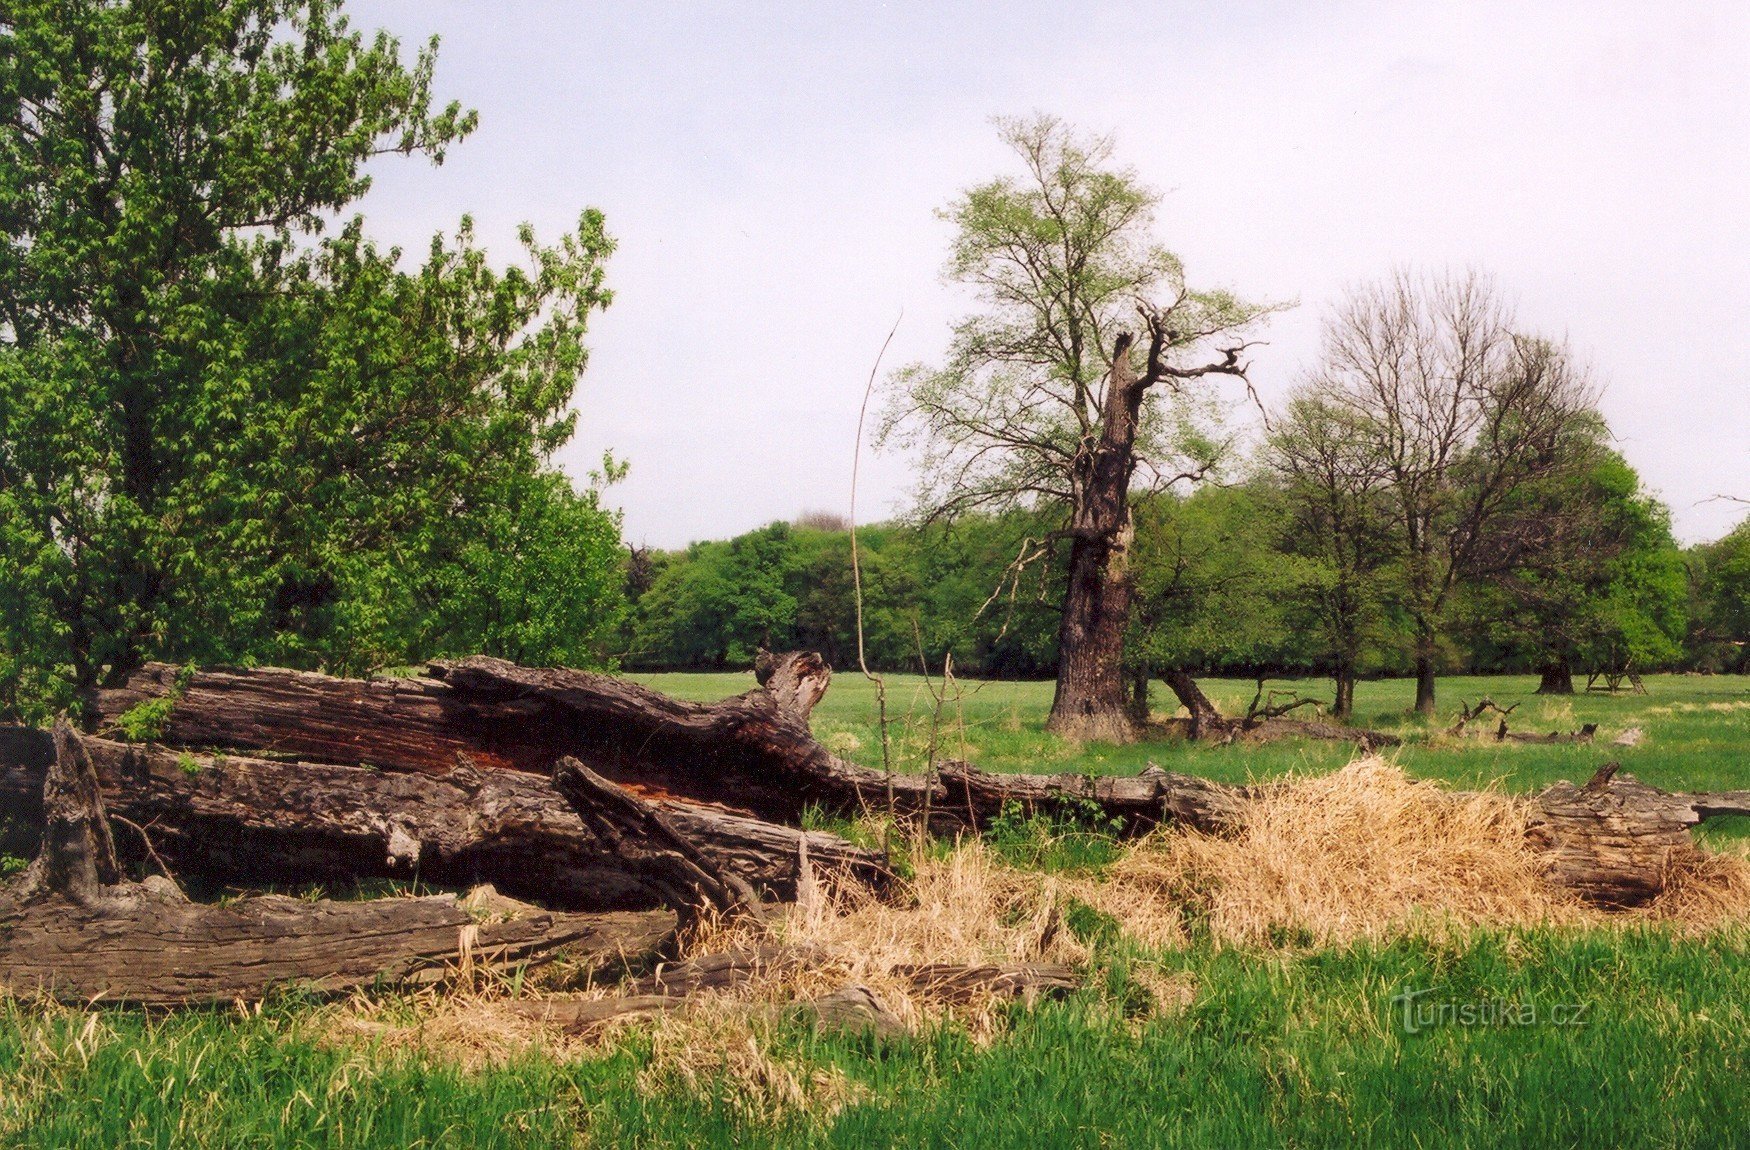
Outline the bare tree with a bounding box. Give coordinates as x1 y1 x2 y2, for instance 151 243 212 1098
1266 393 1395 718
1307 270 1596 716
881 115 1274 742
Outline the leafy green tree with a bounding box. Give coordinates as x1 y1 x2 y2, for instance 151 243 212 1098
1463 435 1686 689
881 115 1272 741
0 2 621 719
630 523 799 669
1688 518 1750 672
1128 484 1319 731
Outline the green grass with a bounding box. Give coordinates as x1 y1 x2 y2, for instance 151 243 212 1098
633 669 1750 794
7 670 1749 1146
7 927 1750 1147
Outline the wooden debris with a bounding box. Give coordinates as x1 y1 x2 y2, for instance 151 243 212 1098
0 724 673 1005
0 728 891 910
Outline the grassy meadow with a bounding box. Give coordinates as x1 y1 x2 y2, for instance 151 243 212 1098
635 668 1750 794
5 671 1750 1148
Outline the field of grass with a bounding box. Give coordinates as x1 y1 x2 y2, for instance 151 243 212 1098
4 672 1749 1147
634 669 1750 795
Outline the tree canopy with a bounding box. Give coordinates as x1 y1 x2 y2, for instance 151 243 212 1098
0 0 622 721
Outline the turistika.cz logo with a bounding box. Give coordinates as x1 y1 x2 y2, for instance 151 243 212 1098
1389 986 1592 1035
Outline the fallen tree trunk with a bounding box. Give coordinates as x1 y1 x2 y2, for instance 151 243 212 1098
0 724 673 1006
552 756 758 933
941 756 1750 908
0 727 889 910
1526 762 1750 907
1158 670 1399 748
78 658 1750 908
936 761 1251 835
94 655 935 824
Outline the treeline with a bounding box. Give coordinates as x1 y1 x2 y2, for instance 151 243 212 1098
623 456 1750 691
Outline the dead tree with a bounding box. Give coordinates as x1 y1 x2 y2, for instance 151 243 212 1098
94 654 934 825
551 756 758 937
0 724 672 1005
71 656 1750 910
0 728 890 910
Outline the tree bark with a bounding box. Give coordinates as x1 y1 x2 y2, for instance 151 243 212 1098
0 728 889 910
1161 669 1230 740
1537 659 1576 695
1332 666 1356 720
93 653 935 825
0 724 673 1005
1047 335 1144 744
1413 647 1438 717
551 755 758 935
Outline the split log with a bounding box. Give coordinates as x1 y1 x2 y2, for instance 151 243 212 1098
552 756 758 933
94 656 936 823
1527 762 1750 907
0 727 889 910
0 724 672 1005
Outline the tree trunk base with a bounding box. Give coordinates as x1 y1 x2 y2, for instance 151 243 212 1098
1044 708 1140 744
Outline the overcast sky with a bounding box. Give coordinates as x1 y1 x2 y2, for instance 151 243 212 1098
345 0 1749 548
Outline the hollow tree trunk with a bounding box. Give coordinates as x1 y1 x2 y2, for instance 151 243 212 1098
1537 658 1576 695
1047 335 1145 744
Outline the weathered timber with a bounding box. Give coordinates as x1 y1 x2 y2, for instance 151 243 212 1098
552 756 759 932
0 725 674 1005
1526 762 1750 907
77 657 1750 908
0 728 889 909
0 886 673 1006
95 656 936 823
936 760 1251 834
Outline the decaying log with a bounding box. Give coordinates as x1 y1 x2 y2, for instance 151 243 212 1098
1159 670 1399 749
95 656 935 823
76 656 1750 910
0 724 673 1005
552 756 758 933
936 760 1250 834
0 727 888 910
1527 762 1750 907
